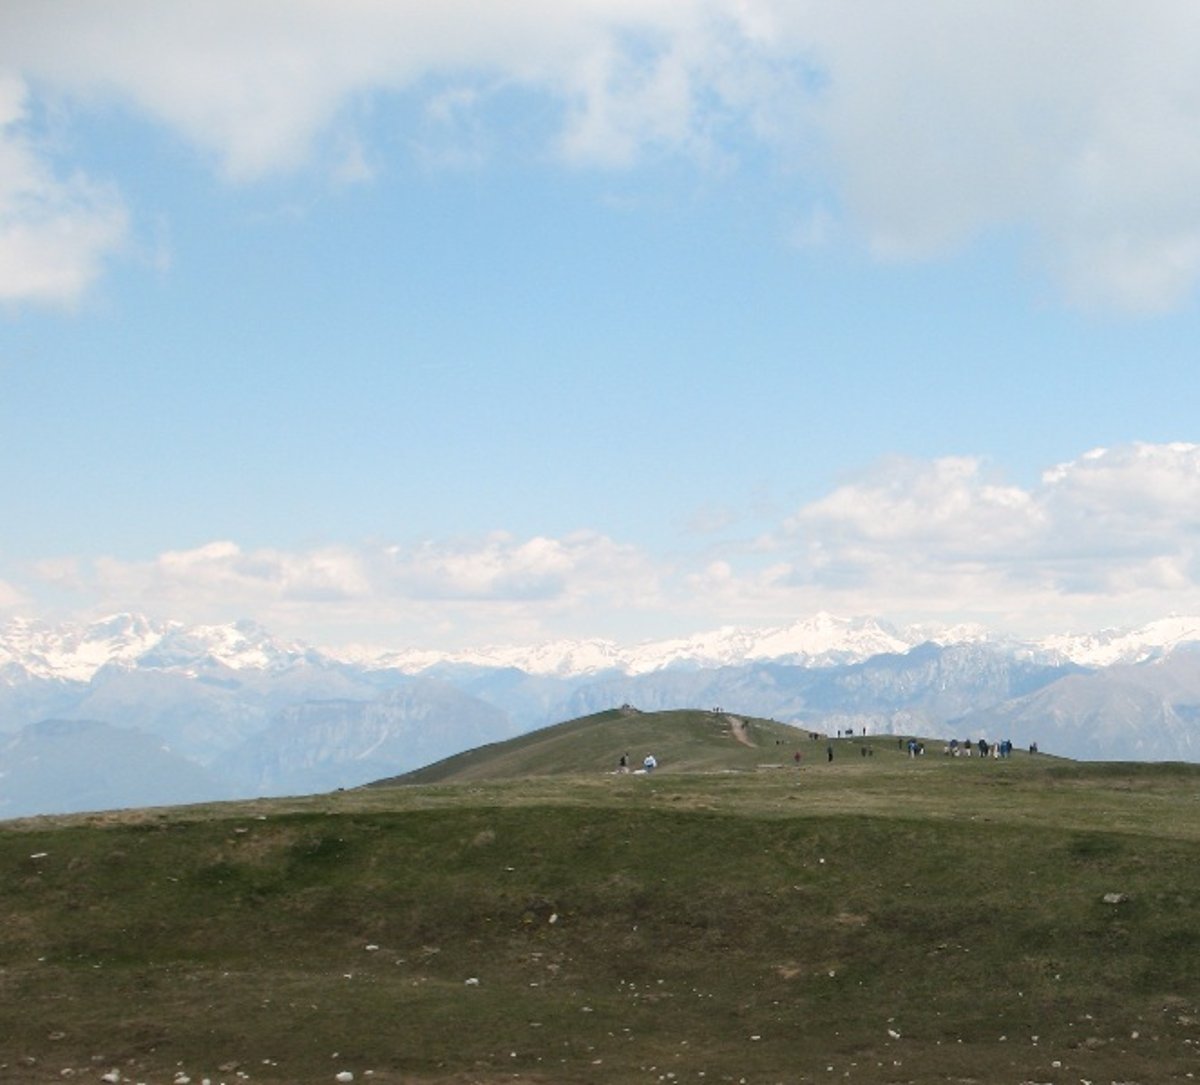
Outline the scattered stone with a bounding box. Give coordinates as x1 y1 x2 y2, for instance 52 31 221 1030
335 1073 354 1083
101 1071 121 1084
1103 892 1130 905
465 977 480 986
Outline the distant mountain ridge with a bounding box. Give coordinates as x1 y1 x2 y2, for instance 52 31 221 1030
6 610 1200 817
0 613 315 683
7 610 1200 683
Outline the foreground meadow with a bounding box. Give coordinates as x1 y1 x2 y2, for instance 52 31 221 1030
3 736 1200 1084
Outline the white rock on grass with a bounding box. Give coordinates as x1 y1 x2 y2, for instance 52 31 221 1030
335 1073 354 1083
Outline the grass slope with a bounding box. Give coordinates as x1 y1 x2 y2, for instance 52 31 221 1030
376 708 829 784
3 713 1200 1084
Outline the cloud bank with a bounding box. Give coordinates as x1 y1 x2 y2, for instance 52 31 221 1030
0 74 127 305
14 443 1200 648
4 2 1200 309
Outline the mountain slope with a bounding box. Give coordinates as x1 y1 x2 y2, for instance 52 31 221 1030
215 678 516 795
959 646 1200 759
377 707 868 786
0 718 231 818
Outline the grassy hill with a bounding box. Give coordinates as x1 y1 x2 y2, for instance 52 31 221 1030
3 709 1200 1084
375 707 833 784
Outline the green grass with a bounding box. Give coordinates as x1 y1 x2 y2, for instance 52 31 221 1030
379 707 819 783
4 713 1200 1083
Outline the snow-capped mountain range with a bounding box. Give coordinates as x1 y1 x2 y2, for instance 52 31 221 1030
375 613 1200 673
0 613 316 683
4 604 1195 681
4 609 1194 683
6 609 1200 819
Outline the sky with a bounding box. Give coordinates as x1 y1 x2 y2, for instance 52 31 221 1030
2 1 1200 651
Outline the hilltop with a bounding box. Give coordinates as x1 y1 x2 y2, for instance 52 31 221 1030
373 706 839 785
6 711 1199 1083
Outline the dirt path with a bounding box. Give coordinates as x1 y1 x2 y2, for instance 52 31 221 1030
724 714 755 748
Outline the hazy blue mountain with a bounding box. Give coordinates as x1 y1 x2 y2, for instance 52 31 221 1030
214 678 516 796
955 646 1200 760
0 718 232 818
559 643 1077 735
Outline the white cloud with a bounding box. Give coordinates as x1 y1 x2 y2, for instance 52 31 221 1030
90 540 370 608
0 73 127 305
791 456 1041 557
0 574 28 611
11 443 1200 644
383 530 655 604
4 3 1200 308
745 442 1200 632
777 2 1200 310
42 531 663 647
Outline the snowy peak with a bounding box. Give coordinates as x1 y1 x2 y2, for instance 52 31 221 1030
139 619 314 674
9 610 1200 685
347 612 1200 678
0 612 166 682
742 612 912 665
615 613 911 674
334 612 915 677
342 638 628 678
0 614 314 683
1034 616 1200 667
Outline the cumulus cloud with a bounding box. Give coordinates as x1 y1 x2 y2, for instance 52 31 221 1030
0 73 127 305
792 1 1200 311
46 531 663 646
382 530 656 604
89 540 370 610
750 442 1200 631
11 443 1200 644
0 574 28 611
4 3 1200 308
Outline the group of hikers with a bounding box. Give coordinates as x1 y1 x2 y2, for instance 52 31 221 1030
614 731 1037 775
941 737 1017 758
617 751 656 774
900 736 1017 758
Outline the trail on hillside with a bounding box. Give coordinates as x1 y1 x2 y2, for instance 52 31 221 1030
724 714 755 747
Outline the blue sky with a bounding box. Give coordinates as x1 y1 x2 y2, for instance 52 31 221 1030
3 2 1200 650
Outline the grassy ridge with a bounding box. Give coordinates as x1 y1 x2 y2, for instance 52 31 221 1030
378 708 816 783
3 716 1200 1083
